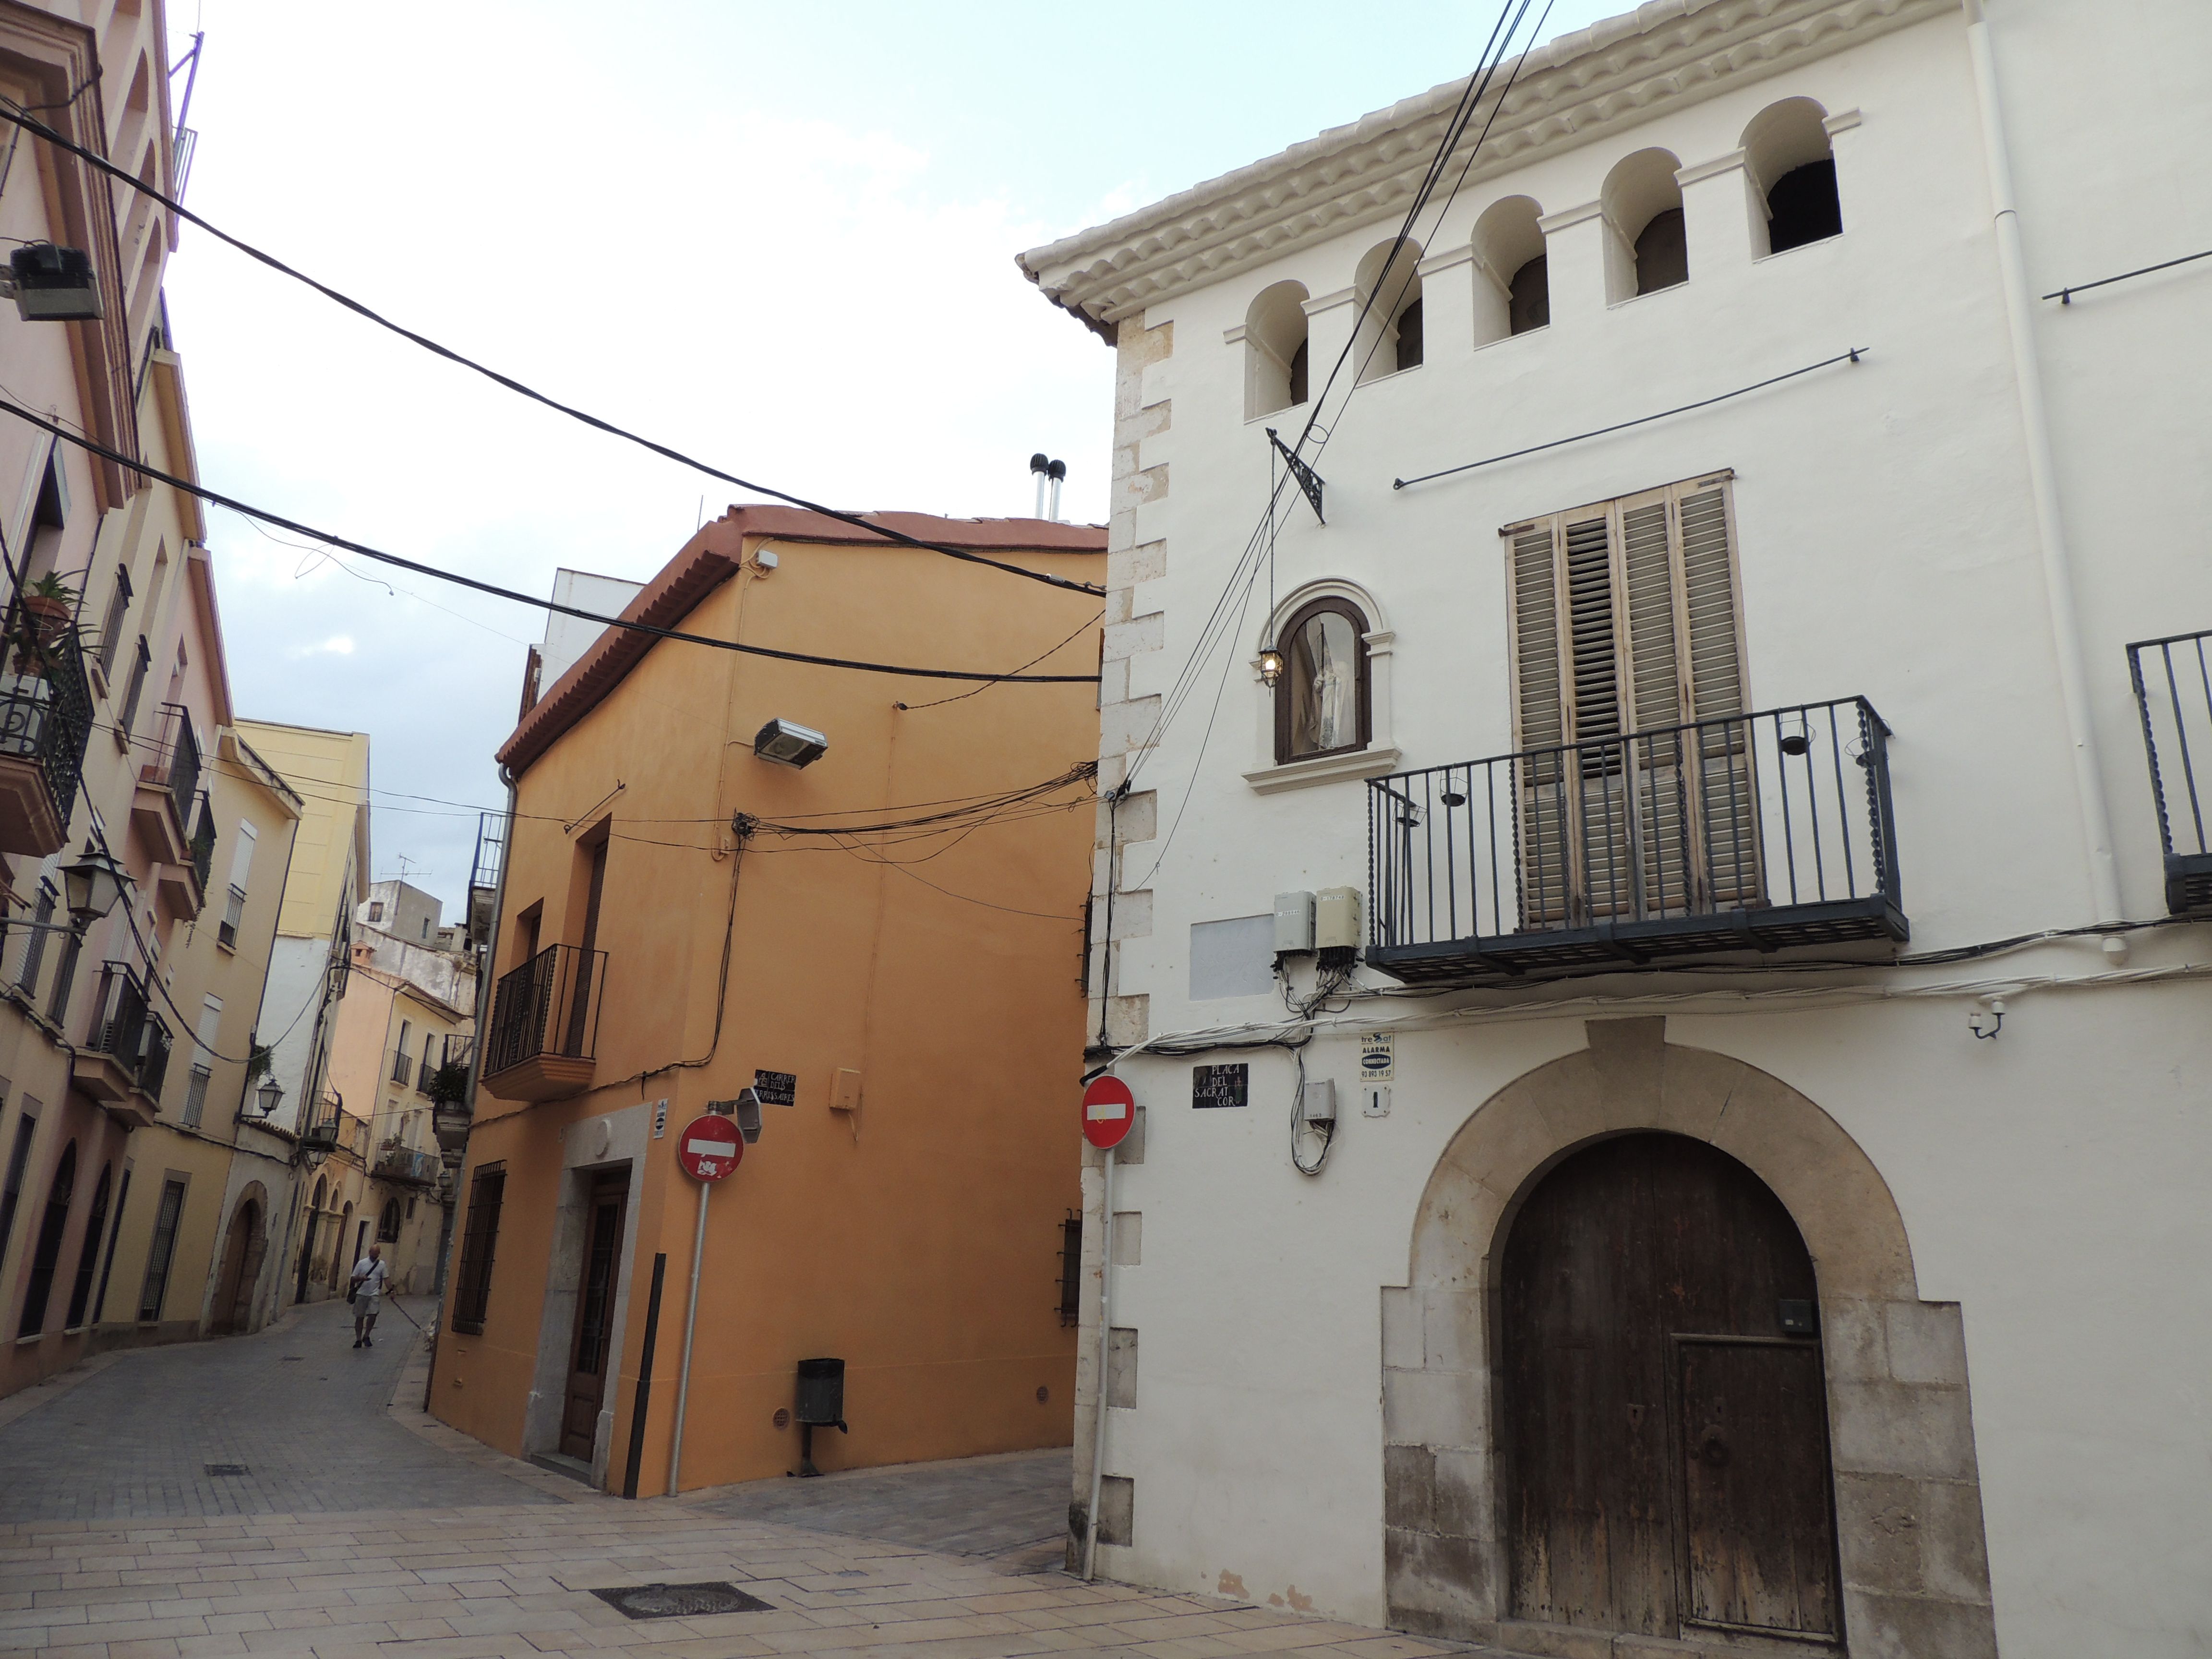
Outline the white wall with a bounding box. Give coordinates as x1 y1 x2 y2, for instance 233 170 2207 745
1061 2 2212 1654
541 569 645 687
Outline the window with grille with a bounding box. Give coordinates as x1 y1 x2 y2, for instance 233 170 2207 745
1058 1212 1083 1326
181 1064 211 1127
17 882 55 997
450 1165 506 1334
117 637 151 735
137 1176 187 1322
1504 472 1751 926
219 886 244 949
96 565 132 676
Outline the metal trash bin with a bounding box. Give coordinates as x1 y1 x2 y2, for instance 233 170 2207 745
793 1358 847 1477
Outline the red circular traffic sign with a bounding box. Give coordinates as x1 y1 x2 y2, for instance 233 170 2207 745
1082 1076 1136 1150
677 1114 743 1181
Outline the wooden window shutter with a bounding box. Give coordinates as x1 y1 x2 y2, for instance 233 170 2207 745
1508 523 1563 757
1675 480 1746 722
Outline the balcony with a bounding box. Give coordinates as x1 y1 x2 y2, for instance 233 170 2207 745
1366 697 1908 986
71 962 174 1127
388 1047 413 1088
156 791 217 918
130 703 201 865
466 811 505 947
2130 629 2212 917
481 942 603 1102
0 610 93 859
373 1139 439 1186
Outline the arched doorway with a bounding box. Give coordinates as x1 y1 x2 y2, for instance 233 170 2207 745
328 1202 354 1290
212 1192 265 1335
296 1177 325 1305
1501 1133 1838 1641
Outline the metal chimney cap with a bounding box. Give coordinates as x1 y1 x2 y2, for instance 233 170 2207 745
1029 452 1050 473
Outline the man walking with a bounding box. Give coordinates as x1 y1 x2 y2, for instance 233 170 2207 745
349 1242 391 1348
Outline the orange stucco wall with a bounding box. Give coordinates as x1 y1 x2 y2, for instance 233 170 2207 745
433 520 1099 1493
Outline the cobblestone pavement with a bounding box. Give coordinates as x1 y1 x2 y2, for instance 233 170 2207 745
0 1298 555 1522
693 1451 1073 1570
0 1302 1488 1659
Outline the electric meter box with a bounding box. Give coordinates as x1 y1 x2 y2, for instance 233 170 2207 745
1314 886 1362 951
1274 890 1316 954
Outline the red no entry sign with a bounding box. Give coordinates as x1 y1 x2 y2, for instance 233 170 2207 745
677 1114 743 1181
1082 1076 1136 1150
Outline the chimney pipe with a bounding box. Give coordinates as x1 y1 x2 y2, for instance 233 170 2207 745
1047 458 1067 522
1030 453 1051 519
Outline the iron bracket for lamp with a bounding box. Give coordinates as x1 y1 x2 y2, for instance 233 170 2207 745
1264 429 1326 525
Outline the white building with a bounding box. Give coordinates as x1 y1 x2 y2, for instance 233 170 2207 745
1022 3 2212 1656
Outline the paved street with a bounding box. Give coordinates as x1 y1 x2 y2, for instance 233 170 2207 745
0 1308 1481 1659
0 1299 555 1523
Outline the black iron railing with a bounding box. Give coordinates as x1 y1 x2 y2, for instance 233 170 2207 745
84 961 174 1098
1368 696 1906 984
466 812 505 947
0 614 93 834
143 703 202 829
485 942 604 1076
374 1140 439 1185
2128 628 2212 915
388 1048 413 1087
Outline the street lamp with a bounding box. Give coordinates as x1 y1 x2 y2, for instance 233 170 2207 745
60 845 127 933
254 1075 285 1118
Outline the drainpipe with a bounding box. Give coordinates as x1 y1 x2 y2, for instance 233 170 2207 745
1964 0 2123 926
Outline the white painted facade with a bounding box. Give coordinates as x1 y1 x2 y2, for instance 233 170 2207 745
1023 2 2212 1656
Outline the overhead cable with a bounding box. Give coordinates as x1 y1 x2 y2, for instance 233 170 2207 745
0 103 1104 600
1392 349 1868 491
0 400 1098 686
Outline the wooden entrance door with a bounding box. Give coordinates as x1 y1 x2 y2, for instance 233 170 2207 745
212 1201 260 1335
559 1170 629 1463
1501 1134 1839 1643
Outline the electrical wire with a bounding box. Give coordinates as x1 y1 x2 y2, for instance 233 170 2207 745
0 398 1098 685
0 101 1105 601
895 609 1104 711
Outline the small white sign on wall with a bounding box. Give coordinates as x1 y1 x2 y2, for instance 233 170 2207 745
651 1099 669 1139
1359 1031 1395 1082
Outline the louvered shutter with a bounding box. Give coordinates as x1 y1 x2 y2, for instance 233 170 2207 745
1675 481 1759 904
1508 524 1571 923
1620 494 1691 915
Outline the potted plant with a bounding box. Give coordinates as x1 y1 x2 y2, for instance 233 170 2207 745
11 574 76 675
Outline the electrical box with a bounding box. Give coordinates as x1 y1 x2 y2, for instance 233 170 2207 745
1274 890 1315 954
1304 1078 1337 1124
1315 886 1362 954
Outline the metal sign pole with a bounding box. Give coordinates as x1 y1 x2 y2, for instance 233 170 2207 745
666 1178 710 1497
1082 1143 1116 1581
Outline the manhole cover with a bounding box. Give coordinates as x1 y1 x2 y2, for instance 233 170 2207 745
204 1464 249 1476
590 1583 771 1621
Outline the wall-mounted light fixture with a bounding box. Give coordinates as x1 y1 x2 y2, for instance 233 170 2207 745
2 245 103 321
754 718 827 769
61 845 128 933
254 1075 286 1118
1257 646 1285 687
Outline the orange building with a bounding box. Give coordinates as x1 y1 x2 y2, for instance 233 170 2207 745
432 507 1104 1495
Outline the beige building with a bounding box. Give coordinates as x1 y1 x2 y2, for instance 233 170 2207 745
229 721 370 1314
320 885 474 1297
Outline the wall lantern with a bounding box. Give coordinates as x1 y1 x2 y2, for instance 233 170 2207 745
60 845 128 932
1257 646 1286 688
254 1075 286 1118
3 245 103 322
754 718 828 769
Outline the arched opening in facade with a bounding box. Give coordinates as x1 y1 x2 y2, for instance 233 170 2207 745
212 1190 266 1335
1472 196 1548 344
1355 239 1424 381
63 1163 114 1331
1271 593 1372 764
1743 98 1841 256
1502 1133 1838 1641
297 1175 326 1304
1243 281 1310 419
328 1201 354 1290
16 1140 77 1336
378 1197 402 1242
1380 1020 1999 1653
1603 149 1687 300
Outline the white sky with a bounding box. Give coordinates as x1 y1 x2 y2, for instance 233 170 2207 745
162 0 1626 914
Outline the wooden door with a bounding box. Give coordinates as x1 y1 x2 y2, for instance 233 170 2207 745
559 1171 628 1462
1501 1134 1838 1642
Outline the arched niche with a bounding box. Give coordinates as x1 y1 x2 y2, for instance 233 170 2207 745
1379 1018 1998 1656
1354 239 1425 383
1602 148 1687 301
1243 280 1310 419
1471 196 1547 345
1743 98 1842 257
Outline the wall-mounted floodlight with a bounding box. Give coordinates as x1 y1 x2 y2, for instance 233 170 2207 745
754 718 827 769
3 245 103 321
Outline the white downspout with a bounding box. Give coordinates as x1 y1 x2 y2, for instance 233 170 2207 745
1964 0 2124 926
